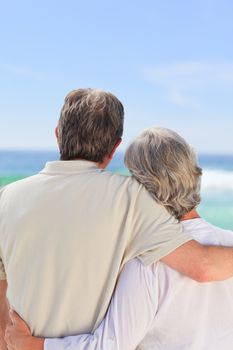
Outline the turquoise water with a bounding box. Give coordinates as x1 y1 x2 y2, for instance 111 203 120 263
0 150 233 230
198 190 233 229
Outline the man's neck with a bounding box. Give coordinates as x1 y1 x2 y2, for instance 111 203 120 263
59 158 108 170
181 209 200 221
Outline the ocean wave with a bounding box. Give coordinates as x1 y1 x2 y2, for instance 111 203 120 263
201 169 233 192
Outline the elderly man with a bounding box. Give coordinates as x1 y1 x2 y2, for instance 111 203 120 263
1 92 233 350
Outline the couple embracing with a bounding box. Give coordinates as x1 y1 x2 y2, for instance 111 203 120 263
1 88 233 350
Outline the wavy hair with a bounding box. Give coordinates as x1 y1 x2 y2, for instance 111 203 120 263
124 127 202 220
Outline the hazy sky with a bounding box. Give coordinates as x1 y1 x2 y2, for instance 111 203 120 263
0 0 233 153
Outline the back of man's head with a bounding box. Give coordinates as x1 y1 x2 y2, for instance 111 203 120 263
57 88 124 162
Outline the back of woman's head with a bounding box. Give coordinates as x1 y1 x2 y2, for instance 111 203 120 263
124 127 202 220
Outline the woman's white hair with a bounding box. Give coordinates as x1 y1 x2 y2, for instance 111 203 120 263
124 127 202 220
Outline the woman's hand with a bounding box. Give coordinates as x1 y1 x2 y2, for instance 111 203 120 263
5 310 44 350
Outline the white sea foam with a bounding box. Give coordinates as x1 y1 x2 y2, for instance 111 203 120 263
201 169 233 192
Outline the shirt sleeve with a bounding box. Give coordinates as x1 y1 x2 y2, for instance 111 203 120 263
44 258 157 350
125 184 193 266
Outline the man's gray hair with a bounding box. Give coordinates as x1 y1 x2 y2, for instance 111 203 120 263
57 88 124 162
124 127 202 220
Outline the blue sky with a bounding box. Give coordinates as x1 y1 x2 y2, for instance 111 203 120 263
0 0 233 153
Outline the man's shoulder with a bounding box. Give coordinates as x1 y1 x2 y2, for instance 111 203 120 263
98 170 144 192
99 171 164 208
100 170 133 183
0 174 41 196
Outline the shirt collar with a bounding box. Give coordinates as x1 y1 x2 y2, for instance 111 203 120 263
40 160 100 175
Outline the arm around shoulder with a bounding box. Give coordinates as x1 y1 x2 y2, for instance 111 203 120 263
161 239 233 282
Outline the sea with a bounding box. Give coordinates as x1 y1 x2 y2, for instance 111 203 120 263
0 150 233 230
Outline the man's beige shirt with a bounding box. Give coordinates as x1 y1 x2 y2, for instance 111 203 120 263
0 161 191 337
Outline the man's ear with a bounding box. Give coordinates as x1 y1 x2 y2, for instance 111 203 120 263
109 138 122 159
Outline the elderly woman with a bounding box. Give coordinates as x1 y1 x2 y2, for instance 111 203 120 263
5 127 233 350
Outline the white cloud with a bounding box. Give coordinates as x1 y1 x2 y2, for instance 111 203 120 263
168 90 187 106
168 89 200 108
0 62 44 81
142 61 233 107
